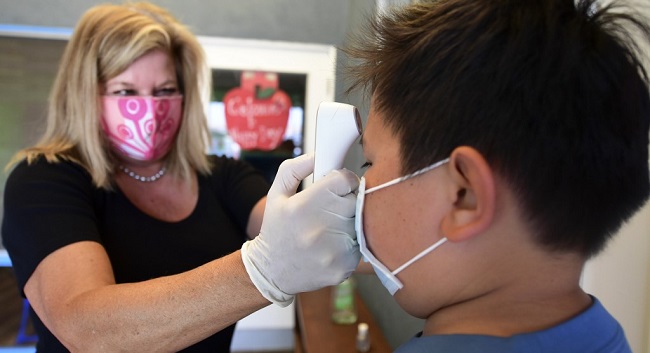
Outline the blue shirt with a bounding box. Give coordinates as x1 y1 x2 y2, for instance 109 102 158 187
395 297 631 353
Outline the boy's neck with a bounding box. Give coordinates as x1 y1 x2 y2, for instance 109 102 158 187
422 251 591 337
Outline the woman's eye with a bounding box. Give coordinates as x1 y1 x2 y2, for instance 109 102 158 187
110 89 137 96
154 87 179 96
360 161 372 169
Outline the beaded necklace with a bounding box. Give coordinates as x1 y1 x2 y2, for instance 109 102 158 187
119 165 166 183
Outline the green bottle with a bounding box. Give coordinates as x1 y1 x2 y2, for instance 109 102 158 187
331 277 358 325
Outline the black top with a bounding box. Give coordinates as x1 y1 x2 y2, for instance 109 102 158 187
2 155 270 352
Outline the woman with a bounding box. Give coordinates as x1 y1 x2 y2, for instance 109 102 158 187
2 2 360 352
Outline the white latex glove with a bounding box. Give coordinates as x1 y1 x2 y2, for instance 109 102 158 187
241 153 360 307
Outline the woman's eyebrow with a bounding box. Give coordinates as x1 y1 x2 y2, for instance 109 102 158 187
157 79 177 87
105 81 133 88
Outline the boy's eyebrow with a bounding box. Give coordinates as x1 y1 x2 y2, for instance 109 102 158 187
359 133 365 147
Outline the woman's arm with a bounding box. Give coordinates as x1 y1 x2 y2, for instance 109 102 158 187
25 241 268 352
246 196 266 239
22 154 360 352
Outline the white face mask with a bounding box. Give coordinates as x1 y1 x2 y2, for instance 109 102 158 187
355 158 450 295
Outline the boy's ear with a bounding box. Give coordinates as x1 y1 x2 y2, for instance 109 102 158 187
441 146 496 242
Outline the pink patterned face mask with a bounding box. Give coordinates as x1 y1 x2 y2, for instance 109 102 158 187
101 95 183 161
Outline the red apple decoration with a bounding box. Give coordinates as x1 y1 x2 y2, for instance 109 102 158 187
223 71 291 151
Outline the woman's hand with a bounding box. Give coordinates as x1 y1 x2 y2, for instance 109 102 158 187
241 153 361 306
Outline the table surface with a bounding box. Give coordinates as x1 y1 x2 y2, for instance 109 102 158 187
296 286 392 353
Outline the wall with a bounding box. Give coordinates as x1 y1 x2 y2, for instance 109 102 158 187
582 202 650 353
0 0 353 45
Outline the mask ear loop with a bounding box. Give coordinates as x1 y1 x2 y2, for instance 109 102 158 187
366 158 450 194
362 157 451 280
392 237 448 276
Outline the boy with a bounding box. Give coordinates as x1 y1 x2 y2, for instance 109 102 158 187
347 0 650 351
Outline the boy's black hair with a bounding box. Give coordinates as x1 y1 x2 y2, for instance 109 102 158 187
345 0 650 257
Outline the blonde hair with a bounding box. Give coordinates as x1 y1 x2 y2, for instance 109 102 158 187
8 2 212 188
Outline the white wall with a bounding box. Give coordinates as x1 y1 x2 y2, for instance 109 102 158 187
582 201 650 353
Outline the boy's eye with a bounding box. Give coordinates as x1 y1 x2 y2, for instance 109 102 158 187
360 161 372 169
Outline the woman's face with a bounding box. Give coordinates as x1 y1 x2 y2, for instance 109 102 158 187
104 49 179 97
101 49 183 163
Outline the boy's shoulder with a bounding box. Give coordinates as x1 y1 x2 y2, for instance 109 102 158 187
395 297 631 353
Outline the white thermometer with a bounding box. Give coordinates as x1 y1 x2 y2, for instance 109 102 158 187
313 102 362 182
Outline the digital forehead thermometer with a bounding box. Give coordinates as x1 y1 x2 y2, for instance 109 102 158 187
313 102 363 182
